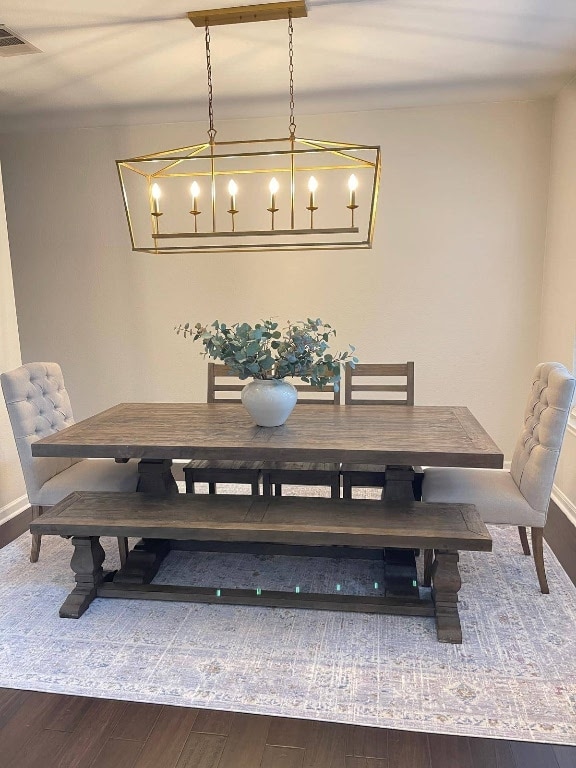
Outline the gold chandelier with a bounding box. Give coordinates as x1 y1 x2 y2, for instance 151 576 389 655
116 1 381 253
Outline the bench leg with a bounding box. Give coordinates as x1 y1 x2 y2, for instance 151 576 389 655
432 549 462 644
60 536 105 619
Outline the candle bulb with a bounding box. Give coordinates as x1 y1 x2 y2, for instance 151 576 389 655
269 177 279 210
348 174 358 207
228 179 238 211
308 176 318 208
151 183 161 214
190 181 200 213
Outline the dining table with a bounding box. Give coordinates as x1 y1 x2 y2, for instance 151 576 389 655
32 401 503 485
32 402 503 595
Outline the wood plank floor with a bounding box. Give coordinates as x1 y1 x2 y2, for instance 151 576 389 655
1 689 574 768
0 500 575 766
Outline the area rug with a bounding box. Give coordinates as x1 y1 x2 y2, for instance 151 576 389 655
0 486 575 745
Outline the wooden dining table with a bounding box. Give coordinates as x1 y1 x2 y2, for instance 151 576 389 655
32 402 502 596
32 401 503 492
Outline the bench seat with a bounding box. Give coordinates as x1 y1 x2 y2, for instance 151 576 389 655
32 491 492 643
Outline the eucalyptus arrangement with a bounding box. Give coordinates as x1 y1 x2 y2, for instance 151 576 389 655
175 318 357 389
175 318 358 427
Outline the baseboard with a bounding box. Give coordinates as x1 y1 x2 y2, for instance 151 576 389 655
0 494 29 526
551 485 576 528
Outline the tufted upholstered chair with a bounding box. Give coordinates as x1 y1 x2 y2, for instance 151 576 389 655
1 362 139 563
422 362 576 593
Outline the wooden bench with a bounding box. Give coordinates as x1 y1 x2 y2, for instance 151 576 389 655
31 492 492 643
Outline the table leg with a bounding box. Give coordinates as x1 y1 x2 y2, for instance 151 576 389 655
382 465 419 598
118 459 177 586
432 549 463 644
137 459 179 496
59 536 105 619
383 465 416 502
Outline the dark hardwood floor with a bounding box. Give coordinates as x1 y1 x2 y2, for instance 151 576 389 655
0 500 575 766
1 689 575 768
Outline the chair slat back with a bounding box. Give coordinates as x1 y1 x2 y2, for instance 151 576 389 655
293 382 340 405
207 363 245 403
345 362 414 406
207 363 340 404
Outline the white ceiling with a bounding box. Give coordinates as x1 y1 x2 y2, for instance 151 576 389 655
2 0 576 130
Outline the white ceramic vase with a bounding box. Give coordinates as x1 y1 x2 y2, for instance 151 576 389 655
241 378 298 427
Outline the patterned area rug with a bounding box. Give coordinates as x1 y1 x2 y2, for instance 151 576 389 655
0 486 575 745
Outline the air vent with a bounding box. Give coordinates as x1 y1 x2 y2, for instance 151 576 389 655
0 25 41 57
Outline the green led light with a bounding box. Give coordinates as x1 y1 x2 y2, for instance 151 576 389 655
336 584 341 592
412 580 418 587
256 588 261 596
216 588 221 597
374 582 379 590
295 586 300 594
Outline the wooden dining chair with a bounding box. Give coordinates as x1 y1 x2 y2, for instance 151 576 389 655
341 362 423 499
183 363 262 494
261 383 341 498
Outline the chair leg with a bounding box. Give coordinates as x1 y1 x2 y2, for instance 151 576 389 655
185 475 195 494
274 484 282 497
117 537 129 567
330 478 340 499
531 527 549 594
208 483 216 495
251 481 260 496
518 526 531 555
30 534 42 563
342 476 353 499
423 548 433 587
30 505 44 563
262 475 272 496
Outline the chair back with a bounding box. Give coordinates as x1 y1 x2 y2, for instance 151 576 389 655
345 362 414 405
207 362 340 404
207 363 245 403
1 362 79 505
510 362 575 513
293 381 340 405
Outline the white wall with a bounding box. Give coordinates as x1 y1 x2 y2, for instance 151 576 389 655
0 162 26 520
0 99 552 458
539 82 576 518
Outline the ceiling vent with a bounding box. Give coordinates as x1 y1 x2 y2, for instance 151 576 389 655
0 25 41 57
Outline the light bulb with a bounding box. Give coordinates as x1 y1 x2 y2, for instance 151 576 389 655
269 177 279 195
190 181 200 198
308 176 318 193
348 174 358 208
151 183 161 214
228 179 238 196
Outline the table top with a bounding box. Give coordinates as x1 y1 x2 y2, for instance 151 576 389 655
32 402 504 468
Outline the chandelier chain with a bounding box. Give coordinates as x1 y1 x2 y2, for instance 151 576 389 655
205 23 217 143
288 11 296 138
